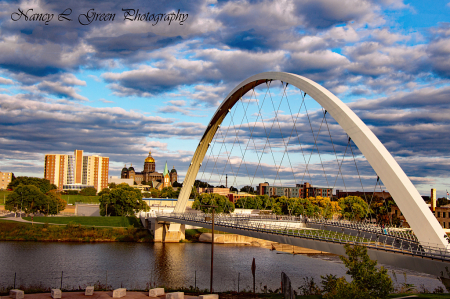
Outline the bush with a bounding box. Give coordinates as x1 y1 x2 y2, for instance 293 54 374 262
322 244 394 299
80 187 97 196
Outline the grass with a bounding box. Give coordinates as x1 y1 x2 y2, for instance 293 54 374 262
60 194 100 204
22 216 142 227
0 220 152 242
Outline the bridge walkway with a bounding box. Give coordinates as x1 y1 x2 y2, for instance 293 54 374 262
155 213 450 277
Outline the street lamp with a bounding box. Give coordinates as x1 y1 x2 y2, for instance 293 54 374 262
200 204 217 293
20 191 23 218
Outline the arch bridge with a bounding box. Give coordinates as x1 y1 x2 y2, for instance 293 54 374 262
154 72 449 276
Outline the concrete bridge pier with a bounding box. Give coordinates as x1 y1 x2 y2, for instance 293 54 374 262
146 217 185 242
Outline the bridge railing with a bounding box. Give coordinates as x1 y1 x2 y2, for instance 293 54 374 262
156 212 450 262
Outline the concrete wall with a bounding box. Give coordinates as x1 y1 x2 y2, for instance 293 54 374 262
75 204 100 216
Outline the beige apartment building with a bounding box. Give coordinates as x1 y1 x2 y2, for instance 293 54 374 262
0 171 13 190
44 150 109 192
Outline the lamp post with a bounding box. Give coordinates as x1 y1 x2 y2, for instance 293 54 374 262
200 204 217 293
20 191 23 218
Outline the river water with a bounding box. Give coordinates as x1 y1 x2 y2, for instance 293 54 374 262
0 242 445 292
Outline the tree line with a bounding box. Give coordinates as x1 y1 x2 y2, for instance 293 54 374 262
6 177 66 216
193 192 402 225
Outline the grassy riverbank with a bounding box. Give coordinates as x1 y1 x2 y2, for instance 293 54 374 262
22 216 141 227
0 220 152 242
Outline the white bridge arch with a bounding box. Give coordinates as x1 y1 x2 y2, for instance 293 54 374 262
173 71 446 248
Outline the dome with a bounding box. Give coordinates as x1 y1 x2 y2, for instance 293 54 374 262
121 165 128 172
170 167 177 173
128 166 135 171
145 151 155 163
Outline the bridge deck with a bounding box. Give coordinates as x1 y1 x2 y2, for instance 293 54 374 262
155 213 450 277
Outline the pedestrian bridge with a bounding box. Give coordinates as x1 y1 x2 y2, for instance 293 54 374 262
151 212 450 278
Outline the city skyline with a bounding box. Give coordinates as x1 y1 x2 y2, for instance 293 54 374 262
0 0 450 196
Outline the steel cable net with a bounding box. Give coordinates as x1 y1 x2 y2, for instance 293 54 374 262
197 80 398 225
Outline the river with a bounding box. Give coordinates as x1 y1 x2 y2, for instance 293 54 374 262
0 242 445 292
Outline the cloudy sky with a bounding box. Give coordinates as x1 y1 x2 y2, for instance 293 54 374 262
0 0 449 196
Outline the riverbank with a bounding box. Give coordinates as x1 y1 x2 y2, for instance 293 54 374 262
0 219 152 242
0 219 325 254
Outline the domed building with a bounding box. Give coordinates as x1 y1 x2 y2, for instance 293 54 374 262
121 151 178 189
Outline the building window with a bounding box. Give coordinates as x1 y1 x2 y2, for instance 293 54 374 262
444 222 446 228
444 212 447 219
438 212 441 218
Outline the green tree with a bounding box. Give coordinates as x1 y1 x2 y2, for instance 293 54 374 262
322 244 394 299
98 188 110 196
172 181 182 187
338 196 371 220
99 183 149 216
80 187 97 196
7 177 56 194
192 193 235 213
108 182 117 189
40 190 67 216
161 186 177 198
149 187 161 198
5 185 48 216
240 185 254 193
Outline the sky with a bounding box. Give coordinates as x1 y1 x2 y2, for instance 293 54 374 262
0 0 450 197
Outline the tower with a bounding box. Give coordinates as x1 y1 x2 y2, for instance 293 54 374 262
128 164 135 181
121 164 128 179
163 162 170 188
170 166 177 185
144 151 156 173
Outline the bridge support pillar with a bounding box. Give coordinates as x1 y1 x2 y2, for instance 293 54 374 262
163 223 185 243
149 218 185 242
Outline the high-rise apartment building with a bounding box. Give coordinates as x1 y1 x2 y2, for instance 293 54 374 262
44 150 109 192
0 171 13 190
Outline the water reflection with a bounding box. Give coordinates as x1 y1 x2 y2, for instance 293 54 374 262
0 242 444 292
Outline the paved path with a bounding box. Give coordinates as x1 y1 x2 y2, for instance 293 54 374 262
0 217 50 224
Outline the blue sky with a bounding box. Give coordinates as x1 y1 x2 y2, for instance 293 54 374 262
1 0 450 197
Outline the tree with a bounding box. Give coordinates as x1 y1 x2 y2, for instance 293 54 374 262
6 185 49 216
7 177 56 194
194 180 211 188
108 182 117 189
240 185 254 193
80 187 97 196
149 187 161 198
322 244 394 299
161 186 177 198
229 186 238 192
98 188 110 196
338 196 371 220
172 181 182 188
438 197 448 207
192 193 235 213
40 190 67 216
99 183 149 216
